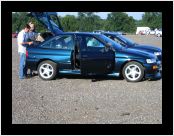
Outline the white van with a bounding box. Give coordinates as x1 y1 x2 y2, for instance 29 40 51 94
136 27 150 35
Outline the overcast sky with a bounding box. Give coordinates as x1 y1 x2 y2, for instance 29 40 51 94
57 12 144 20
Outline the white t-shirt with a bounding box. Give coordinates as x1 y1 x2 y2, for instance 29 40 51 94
17 30 27 54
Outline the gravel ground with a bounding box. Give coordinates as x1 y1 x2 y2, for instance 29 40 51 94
12 35 162 124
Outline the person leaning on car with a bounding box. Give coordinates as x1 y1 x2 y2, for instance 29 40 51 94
28 22 37 41
27 22 45 43
26 22 38 76
28 22 45 42
17 24 33 79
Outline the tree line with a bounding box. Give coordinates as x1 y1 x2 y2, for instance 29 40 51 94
12 12 162 33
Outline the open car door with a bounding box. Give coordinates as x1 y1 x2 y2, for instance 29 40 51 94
78 35 115 75
28 12 64 35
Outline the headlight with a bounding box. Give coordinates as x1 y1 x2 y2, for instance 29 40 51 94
154 52 161 56
146 59 156 64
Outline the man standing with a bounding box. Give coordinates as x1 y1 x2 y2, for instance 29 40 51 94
17 24 33 79
28 22 45 42
26 22 37 76
28 22 37 41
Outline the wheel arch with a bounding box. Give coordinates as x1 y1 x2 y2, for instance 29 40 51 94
120 59 145 77
37 59 58 70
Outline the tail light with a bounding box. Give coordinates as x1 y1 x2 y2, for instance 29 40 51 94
26 50 28 58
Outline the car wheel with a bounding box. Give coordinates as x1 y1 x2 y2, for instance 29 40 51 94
122 61 144 82
37 60 57 80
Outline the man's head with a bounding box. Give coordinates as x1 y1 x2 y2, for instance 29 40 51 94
24 24 31 33
29 22 35 31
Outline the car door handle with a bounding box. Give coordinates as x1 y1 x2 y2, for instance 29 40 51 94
82 55 88 58
100 48 105 53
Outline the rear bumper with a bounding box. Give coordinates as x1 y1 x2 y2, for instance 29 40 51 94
26 59 38 70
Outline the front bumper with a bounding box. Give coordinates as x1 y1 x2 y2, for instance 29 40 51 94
144 61 162 79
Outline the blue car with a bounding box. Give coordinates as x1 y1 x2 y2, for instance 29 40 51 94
99 32 162 61
26 12 162 82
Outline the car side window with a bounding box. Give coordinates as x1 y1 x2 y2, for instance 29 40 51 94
41 35 74 50
85 36 104 48
40 39 52 48
64 36 74 50
51 36 66 49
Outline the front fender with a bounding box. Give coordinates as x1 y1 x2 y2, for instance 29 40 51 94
114 57 146 73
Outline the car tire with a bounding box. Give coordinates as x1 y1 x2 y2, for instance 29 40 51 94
122 61 144 82
37 60 57 80
157 33 160 37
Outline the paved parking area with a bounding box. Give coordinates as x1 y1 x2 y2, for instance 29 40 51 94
12 35 162 124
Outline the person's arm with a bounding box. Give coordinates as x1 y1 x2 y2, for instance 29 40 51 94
18 32 33 47
20 41 33 45
19 41 33 47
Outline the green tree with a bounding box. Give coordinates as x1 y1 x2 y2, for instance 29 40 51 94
13 12 146 33
77 12 103 31
60 15 78 31
141 12 162 29
105 12 136 33
135 19 144 27
12 12 47 32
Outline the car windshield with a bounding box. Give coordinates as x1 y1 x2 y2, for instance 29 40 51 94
117 35 136 47
96 34 123 50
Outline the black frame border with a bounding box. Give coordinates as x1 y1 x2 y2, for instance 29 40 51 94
1 1 173 135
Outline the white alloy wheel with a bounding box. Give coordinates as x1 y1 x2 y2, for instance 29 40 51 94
39 63 54 79
125 64 141 81
38 60 57 80
122 61 144 82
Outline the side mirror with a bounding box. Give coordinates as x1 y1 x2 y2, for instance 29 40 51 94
105 43 115 52
106 42 112 48
103 43 109 52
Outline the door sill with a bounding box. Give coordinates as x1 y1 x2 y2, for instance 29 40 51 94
59 69 81 75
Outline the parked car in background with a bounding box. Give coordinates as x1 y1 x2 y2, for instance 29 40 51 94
94 30 126 35
155 28 162 37
99 32 162 62
26 12 162 82
93 30 105 33
113 31 126 35
146 30 156 35
12 32 18 38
